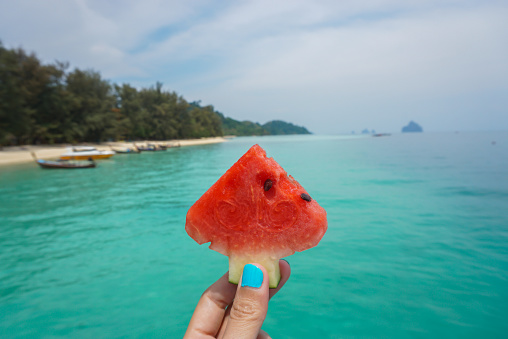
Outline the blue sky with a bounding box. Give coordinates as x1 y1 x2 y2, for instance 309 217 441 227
1 0 507 134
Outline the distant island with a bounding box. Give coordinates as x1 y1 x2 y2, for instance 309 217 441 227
207 108 311 137
262 120 311 135
218 115 311 136
402 121 423 133
0 43 310 146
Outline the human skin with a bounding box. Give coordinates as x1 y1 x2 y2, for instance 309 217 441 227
184 260 291 339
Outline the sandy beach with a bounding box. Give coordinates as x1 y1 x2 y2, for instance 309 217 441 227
0 137 227 167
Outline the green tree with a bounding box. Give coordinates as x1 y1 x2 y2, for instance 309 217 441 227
0 44 37 144
113 84 144 140
66 69 115 142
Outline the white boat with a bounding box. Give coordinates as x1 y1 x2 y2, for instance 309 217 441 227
60 146 115 160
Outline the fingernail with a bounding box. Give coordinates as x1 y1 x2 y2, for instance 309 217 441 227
281 259 290 266
241 264 263 288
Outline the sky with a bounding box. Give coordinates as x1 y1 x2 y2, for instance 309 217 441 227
1 0 507 134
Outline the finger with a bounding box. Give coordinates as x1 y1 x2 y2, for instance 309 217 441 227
269 259 291 300
217 259 291 338
257 329 272 339
184 272 237 338
222 264 269 339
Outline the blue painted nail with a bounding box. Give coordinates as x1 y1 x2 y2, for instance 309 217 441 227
241 264 263 288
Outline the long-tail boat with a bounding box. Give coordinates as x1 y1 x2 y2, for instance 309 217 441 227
31 152 96 169
109 145 141 154
134 143 166 151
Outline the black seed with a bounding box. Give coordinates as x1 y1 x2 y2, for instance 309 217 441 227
300 193 312 202
264 179 273 191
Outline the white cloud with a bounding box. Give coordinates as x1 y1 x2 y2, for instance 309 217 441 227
175 2 508 132
1 0 507 133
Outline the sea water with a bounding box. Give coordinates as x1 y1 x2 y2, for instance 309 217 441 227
1 132 508 338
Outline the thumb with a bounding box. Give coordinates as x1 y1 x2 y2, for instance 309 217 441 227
222 264 269 339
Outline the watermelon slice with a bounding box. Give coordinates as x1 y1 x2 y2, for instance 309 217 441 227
185 144 327 288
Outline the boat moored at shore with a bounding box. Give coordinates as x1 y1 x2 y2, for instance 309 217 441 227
109 145 141 154
60 147 115 160
36 159 96 169
31 152 96 169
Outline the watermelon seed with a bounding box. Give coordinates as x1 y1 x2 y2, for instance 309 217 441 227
264 179 273 191
300 193 312 202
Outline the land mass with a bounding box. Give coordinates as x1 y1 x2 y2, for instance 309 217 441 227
0 43 310 146
402 121 423 133
217 112 311 136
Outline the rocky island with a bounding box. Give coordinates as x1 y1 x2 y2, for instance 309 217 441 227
402 121 423 133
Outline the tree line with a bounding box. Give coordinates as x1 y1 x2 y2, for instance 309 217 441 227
0 43 309 146
218 114 310 136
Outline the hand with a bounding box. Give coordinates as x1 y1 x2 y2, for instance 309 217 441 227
184 260 291 339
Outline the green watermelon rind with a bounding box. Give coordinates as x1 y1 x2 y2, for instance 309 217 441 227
228 254 281 288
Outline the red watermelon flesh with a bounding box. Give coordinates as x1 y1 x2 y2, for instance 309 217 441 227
185 144 327 287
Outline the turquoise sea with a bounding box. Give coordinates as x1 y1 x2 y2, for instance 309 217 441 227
1 132 508 338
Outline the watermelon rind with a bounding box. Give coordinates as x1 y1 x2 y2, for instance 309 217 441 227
229 254 281 288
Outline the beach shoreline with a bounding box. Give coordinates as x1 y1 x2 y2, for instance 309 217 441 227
0 137 227 167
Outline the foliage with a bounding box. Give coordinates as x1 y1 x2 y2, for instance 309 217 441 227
216 111 311 136
0 43 70 144
216 111 268 136
262 120 310 135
